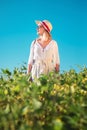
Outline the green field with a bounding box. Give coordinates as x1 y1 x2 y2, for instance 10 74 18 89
0 65 87 130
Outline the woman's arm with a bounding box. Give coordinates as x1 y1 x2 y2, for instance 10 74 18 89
27 64 32 74
27 40 35 74
55 64 60 72
53 40 60 72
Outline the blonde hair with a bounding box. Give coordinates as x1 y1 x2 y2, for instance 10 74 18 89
38 30 52 42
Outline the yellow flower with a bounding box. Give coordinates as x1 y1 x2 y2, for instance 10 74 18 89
70 85 75 93
55 118 62 123
53 84 61 91
4 89 8 95
82 78 87 84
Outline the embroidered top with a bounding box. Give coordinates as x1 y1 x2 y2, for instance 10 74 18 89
28 40 60 78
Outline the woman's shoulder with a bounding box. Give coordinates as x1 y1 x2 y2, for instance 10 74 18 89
31 38 41 44
51 39 57 43
51 40 58 45
30 39 37 48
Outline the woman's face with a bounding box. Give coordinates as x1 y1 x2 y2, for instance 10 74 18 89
37 25 45 35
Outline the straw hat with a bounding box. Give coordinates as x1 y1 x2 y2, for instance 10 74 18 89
35 20 52 33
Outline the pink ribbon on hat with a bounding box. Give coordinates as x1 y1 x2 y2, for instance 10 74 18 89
42 21 50 32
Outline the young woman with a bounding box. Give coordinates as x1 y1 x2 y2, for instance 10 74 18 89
27 20 60 79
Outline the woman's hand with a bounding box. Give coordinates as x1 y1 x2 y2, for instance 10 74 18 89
55 64 60 72
27 64 32 74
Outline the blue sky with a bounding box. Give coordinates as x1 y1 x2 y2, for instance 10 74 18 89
0 0 87 72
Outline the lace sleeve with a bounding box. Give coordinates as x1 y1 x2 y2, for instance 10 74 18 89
28 40 36 64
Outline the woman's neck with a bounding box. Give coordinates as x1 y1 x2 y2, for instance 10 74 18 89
37 37 51 49
39 34 51 42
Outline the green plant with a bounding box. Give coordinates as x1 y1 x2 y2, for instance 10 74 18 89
0 64 87 130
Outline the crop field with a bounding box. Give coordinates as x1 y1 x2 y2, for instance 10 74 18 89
0 65 87 130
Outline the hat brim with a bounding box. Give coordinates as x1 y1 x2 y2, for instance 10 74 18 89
35 20 42 26
35 20 50 33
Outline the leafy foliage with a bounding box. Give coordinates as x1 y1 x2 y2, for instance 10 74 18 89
0 65 87 130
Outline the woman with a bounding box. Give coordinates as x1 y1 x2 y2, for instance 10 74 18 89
27 20 60 79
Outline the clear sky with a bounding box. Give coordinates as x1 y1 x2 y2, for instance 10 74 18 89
0 0 87 72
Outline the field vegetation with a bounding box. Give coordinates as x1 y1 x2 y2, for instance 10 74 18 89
0 64 87 130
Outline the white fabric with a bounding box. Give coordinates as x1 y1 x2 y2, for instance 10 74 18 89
28 40 60 78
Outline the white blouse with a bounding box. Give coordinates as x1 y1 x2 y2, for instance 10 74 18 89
28 40 60 78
